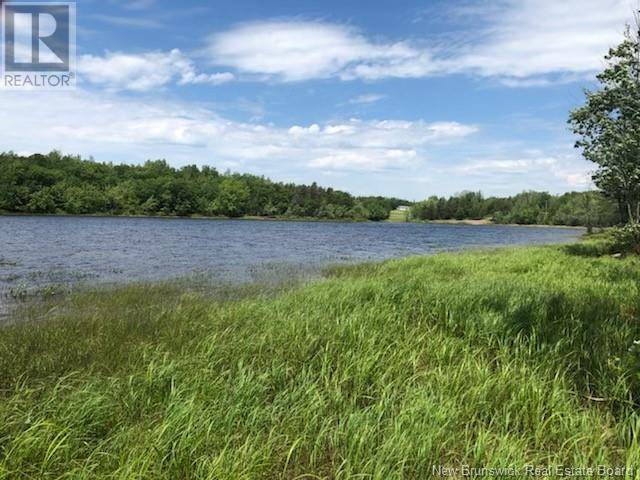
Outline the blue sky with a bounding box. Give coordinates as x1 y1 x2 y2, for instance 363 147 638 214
2 0 637 199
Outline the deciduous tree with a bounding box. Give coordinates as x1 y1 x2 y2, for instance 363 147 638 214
569 23 640 224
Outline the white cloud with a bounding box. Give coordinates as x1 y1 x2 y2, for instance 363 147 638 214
309 149 418 171
78 49 234 91
456 158 555 174
0 89 476 175
454 154 594 190
449 0 631 79
207 21 438 82
206 1 633 84
0 88 594 196
497 76 579 88
349 94 386 104
288 124 321 136
179 71 235 86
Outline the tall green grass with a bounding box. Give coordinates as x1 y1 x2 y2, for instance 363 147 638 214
1 246 639 478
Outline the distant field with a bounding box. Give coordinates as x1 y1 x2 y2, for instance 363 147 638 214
1 241 639 478
387 208 409 222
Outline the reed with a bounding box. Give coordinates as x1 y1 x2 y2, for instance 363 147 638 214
1 245 639 478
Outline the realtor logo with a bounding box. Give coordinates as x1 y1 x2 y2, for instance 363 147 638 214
1 2 76 89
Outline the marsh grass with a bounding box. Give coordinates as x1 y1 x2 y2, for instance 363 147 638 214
563 231 619 257
1 246 640 478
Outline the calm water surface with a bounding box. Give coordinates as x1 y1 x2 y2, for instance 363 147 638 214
0 216 583 313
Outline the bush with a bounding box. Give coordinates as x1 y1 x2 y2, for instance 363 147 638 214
612 224 640 254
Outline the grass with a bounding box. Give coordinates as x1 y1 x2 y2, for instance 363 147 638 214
387 209 409 222
563 230 620 257
1 245 640 478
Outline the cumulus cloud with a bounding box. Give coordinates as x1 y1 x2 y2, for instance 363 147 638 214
0 89 476 174
78 49 234 91
454 154 594 189
286 120 477 171
206 1 632 84
0 88 594 196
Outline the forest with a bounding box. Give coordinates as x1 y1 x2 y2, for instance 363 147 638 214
0 151 625 227
411 190 621 227
0 152 405 221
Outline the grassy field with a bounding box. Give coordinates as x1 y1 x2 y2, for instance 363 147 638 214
387 209 409 222
1 244 640 478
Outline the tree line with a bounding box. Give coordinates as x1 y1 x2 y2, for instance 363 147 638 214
411 190 621 228
0 151 407 221
0 151 629 227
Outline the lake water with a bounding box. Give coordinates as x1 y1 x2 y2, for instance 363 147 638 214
0 216 583 314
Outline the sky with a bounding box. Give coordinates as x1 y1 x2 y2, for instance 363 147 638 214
1 0 638 200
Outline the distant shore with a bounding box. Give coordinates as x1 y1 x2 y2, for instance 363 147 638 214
0 212 365 223
0 211 588 229
423 218 587 229
424 218 491 226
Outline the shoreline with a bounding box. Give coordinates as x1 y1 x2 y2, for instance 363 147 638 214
0 212 366 223
1 235 589 325
1 242 637 476
0 212 588 229
422 218 587 229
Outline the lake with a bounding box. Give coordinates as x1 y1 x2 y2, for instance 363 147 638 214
0 216 583 315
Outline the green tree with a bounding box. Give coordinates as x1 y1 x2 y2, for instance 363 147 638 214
553 191 619 231
140 196 160 215
569 25 640 224
27 187 58 213
212 178 250 217
348 202 370 220
365 203 389 221
107 181 139 214
63 185 107 214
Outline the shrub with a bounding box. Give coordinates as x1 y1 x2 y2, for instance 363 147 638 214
612 223 640 254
